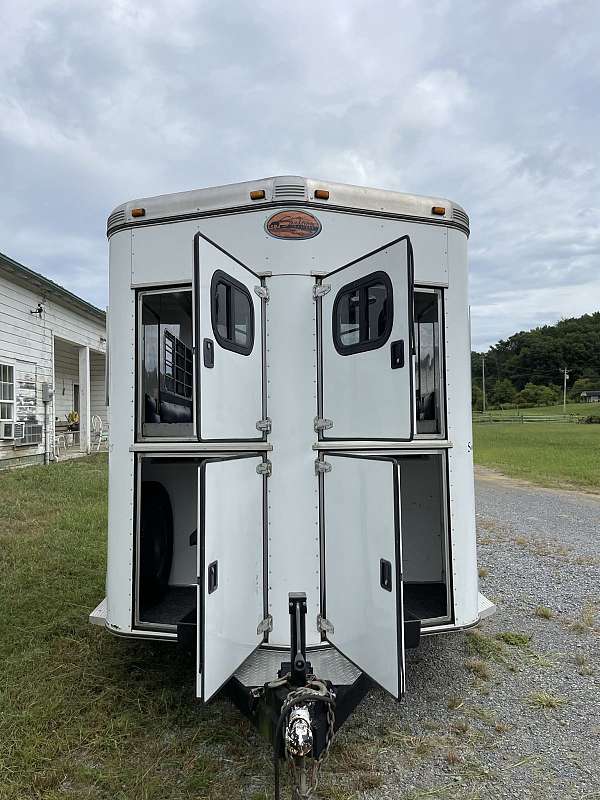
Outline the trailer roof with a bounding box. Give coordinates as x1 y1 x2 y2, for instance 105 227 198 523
107 176 469 238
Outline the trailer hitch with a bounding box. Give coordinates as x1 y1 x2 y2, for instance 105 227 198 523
271 593 337 800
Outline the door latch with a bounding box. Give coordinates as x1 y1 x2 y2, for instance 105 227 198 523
203 338 215 369
380 558 393 592
390 339 405 369
207 561 218 594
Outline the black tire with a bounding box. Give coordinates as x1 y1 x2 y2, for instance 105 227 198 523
139 481 174 606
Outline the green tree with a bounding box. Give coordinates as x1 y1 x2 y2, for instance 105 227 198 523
491 378 517 406
480 312 600 391
472 384 483 411
538 385 559 406
517 383 543 406
570 377 600 401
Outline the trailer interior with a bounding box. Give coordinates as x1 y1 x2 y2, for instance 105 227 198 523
135 451 451 632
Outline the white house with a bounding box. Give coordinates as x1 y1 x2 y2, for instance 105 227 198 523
0 251 107 468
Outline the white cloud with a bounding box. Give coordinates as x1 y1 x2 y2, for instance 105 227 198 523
0 0 598 348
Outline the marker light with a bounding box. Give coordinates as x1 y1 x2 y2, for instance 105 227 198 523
131 208 146 218
431 206 446 216
314 189 330 200
250 190 266 200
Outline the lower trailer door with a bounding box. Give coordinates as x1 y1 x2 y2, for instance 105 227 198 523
197 456 266 700
321 454 405 698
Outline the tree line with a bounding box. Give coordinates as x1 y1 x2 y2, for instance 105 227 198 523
471 311 600 410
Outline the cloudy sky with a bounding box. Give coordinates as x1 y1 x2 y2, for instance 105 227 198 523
1 0 598 350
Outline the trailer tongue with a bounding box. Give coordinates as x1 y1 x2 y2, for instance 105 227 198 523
95 175 493 797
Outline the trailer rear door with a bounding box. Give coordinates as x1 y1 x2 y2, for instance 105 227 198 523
197 456 266 700
321 454 405 699
194 233 265 442
318 236 414 441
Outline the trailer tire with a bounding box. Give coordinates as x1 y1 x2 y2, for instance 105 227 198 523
140 481 174 606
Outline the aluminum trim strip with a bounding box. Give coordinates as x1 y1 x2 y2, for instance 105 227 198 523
130 442 272 452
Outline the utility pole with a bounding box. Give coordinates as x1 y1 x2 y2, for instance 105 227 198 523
482 354 486 412
561 367 569 411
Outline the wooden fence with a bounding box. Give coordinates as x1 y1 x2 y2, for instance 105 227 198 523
473 413 580 424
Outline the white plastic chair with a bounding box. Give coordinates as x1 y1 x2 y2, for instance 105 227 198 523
54 433 66 458
91 415 108 452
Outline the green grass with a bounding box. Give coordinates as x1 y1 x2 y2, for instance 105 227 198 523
473 423 600 491
0 455 273 800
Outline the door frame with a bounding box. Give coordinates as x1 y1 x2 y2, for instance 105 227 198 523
315 235 416 442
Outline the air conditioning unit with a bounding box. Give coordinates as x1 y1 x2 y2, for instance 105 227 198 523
1 422 14 439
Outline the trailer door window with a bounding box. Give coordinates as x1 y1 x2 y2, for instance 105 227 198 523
211 270 254 355
414 289 444 436
139 289 194 439
333 271 393 355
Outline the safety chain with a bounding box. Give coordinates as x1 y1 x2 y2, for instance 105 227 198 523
273 678 336 800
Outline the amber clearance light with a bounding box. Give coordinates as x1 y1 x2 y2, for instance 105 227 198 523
431 206 446 216
131 207 146 218
250 189 266 200
314 189 330 200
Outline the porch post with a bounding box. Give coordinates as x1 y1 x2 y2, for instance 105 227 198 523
78 345 91 454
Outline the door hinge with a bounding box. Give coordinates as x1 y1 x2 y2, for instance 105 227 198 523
314 459 332 475
257 614 273 635
256 460 272 477
317 615 334 635
254 285 270 301
256 417 272 433
314 416 333 432
312 284 331 299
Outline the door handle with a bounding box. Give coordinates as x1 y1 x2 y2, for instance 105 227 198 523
380 558 393 592
207 560 218 593
390 339 405 369
203 338 215 369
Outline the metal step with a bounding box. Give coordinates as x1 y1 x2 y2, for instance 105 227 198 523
234 645 361 687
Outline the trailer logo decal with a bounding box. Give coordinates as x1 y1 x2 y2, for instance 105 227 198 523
265 210 322 240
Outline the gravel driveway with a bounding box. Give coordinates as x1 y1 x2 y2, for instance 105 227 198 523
320 468 600 800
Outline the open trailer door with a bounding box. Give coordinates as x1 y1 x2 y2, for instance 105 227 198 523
194 232 265 442
197 456 266 700
321 454 405 699
318 236 414 441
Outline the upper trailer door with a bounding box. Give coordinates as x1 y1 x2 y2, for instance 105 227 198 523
197 456 266 700
321 454 405 699
318 236 414 441
194 233 265 442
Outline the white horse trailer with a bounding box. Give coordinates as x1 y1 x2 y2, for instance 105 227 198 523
92 175 494 794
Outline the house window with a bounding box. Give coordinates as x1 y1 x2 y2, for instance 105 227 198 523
0 364 15 422
210 270 254 355
139 289 194 439
333 271 393 355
